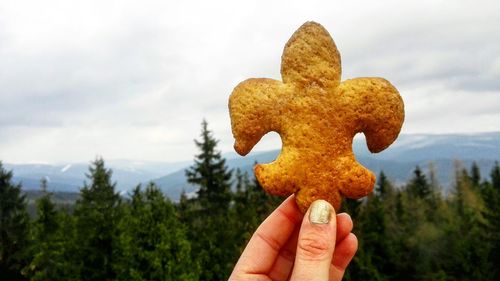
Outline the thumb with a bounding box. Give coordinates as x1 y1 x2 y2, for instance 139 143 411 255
290 199 336 281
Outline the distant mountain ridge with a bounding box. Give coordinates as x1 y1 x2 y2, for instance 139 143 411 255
5 159 191 194
153 132 500 199
4 132 500 199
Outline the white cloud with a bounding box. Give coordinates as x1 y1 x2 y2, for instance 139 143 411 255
0 0 499 163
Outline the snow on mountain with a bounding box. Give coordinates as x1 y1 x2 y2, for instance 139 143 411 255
154 132 500 199
3 132 500 198
61 164 72 173
5 160 190 193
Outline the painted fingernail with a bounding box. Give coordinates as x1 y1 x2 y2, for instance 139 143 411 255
309 200 331 224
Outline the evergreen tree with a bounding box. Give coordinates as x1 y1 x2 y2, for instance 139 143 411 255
55 210 79 279
116 183 198 280
491 161 500 190
185 120 234 280
230 169 280 253
249 168 282 218
395 171 440 280
72 158 121 281
446 165 492 280
0 162 30 281
470 161 481 187
482 162 500 279
357 197 391 280
186 120 232 214
177 190 195 226
375 171 394 199
231 169 257 246
407 166 431 200
23 178 65 281
428 162 441 193
342 196 366 279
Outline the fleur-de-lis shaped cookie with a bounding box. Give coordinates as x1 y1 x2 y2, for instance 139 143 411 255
229 22 404 212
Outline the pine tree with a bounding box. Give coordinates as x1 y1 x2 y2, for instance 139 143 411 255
36 178 57 231
72 158 121 281
55 210 79 279
470 161 481 187
407 166 431 200
116 183 198 280
351 172 400 281
482 162 500 279
249 168 282 218
375 171 395 199
396 168 436 280
428 162 440 192
446 165 492 280
228 167 283 269
0 162 30 281
490 161 500 190
23 178 64 281
185 120 234 280
186 119 232 214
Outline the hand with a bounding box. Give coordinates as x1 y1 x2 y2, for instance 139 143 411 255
229 195 358 281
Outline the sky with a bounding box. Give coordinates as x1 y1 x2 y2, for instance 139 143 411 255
1 0 499 164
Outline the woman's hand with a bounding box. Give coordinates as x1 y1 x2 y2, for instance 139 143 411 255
229 195 357 281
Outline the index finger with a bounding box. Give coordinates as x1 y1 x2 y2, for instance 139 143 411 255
231 195 303 276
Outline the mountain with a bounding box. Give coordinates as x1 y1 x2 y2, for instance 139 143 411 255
153 150 282 199
153 132 500 199
5 159 191 194
352 133 500 162
4 132 500 200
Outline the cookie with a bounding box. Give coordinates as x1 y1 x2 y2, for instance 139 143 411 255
228 21 404 213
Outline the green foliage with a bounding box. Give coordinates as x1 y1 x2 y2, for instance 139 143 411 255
0 162 30 281
345 165 499 281
231 169 281 254
184 120 235 280
185 119 232 215
23 178 64 281
2 122 500 280
115 183 198 281
481 162 500 279
471 161 481 187
72 158 122 281
407 166 432 200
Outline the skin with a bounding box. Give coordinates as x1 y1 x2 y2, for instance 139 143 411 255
229 195 358 281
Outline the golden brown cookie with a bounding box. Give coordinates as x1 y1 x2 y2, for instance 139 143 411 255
228 21 404 213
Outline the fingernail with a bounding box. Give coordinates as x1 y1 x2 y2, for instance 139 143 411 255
309 200 331 224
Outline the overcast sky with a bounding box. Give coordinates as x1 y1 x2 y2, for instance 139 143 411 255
1 0 499 164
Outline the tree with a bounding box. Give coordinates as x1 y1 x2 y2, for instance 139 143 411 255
23 178 65 281
231 169 257 246
375 171 394 199
470 161 481 187
482 162 500 279
31 178 58 238
0 162 30 281
428 162 440 192
115 183 198 280
349 172 400 281
491 161 500 190
445 164 493 280
230 169 281 256
72 158 122 281
185 120 234 280
185 119 232 214
407 166 431 200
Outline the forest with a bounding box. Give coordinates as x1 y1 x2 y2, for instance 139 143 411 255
1 121 499 281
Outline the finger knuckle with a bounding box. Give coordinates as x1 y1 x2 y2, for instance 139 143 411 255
297 233 331 261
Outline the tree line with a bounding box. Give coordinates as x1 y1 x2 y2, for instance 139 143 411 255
1 121 499 280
